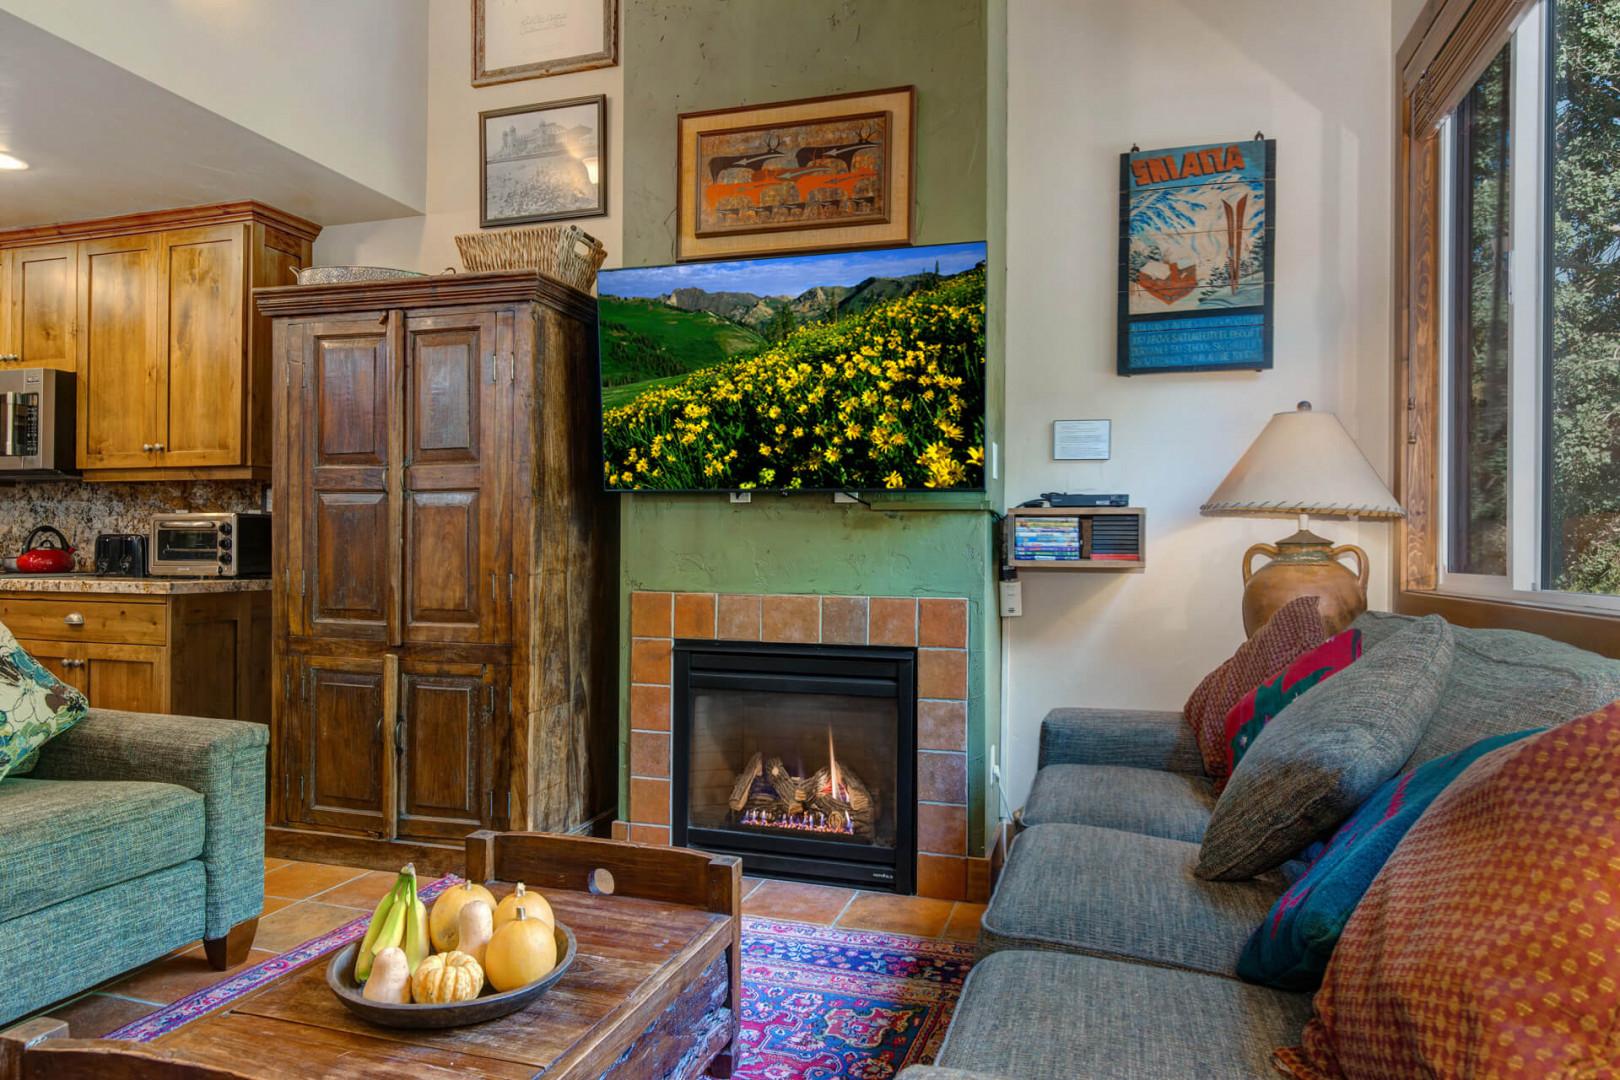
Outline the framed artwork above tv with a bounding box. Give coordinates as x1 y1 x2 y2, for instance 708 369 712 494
596 241 986 494
676 86 915 262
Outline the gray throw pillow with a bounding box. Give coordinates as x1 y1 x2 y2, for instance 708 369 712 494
1195 614 1454 881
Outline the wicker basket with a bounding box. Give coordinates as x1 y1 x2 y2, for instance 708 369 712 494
454 225 608 292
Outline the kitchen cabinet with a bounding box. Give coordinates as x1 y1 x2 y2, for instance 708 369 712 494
0 202 318 481
257 271 617 864
1 242 77 370
1 589 269 722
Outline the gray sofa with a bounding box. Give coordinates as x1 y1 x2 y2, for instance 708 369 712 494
902 611 1620 1079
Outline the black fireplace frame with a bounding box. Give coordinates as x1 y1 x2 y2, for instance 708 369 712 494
671 639 917 894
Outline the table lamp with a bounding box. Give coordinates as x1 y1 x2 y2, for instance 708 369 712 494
1201 402 1404 636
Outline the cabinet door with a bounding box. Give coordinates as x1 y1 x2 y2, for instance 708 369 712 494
79 235 159 468
400 311 510 645
156 225 245 467
396 659 502 841
285 316 397 642
15 638 88 697
3 243 77 370
286 653 391 836
83 643 165 713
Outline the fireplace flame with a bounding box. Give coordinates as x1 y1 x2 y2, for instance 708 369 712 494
739 807 857 834
827 726 844 803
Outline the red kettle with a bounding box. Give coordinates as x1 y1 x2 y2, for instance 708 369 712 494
5 526 76 573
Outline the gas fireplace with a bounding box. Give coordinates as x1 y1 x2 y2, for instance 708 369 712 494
672 640 917 893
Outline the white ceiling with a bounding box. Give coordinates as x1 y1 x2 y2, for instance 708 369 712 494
0 11 419 230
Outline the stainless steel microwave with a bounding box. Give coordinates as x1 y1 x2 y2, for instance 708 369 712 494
0 368 76 478
148 512 272 577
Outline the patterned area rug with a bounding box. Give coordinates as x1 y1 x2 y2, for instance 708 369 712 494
107 878 974 1079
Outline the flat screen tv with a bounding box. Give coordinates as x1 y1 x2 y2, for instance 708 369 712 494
596 241 988 493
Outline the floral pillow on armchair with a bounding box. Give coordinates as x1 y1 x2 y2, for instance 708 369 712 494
0 619 89 783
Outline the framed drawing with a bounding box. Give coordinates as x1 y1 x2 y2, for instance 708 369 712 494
473 0 618 86
480 95 606 227
676 86 915 261
1117 138 1276 375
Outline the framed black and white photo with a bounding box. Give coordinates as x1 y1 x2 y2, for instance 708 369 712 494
479 95 607 227
473 0 618 86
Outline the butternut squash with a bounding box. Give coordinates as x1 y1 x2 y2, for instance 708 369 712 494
429 877 498 953
457 899 494 968
362 946 410 1004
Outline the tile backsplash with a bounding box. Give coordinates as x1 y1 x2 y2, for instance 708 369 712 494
0 481 265 571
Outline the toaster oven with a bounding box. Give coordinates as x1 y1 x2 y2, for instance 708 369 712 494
148 512 271 577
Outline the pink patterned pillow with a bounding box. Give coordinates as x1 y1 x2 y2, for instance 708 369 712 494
1183 596 1325 779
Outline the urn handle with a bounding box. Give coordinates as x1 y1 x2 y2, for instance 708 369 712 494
1242 543 1280 583
1331 544 1371 589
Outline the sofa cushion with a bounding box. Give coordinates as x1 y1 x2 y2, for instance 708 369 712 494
935 950 1312 1080
1237 727 1538 991
1353 610 1620 765
0 621 89 782
1020 763 1214 841
1224 628 1364 777
983 823 1284 976
1198 615 1454 881
1185 595 1325 779
0 776 205 920
1277 701 1620 1080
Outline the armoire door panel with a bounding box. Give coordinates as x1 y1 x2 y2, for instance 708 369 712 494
295 657 388 835
404 490 481 629
78 236 158 468
401 311 509 644
313 492 390 630
396 662 495 841
159 225 245 466
316 334 390 465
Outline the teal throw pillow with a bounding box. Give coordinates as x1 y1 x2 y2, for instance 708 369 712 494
0 619 89 783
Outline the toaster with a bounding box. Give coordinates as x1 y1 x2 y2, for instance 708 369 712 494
94 533 149 577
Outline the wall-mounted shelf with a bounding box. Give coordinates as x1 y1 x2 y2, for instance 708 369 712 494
1003 506 1146 570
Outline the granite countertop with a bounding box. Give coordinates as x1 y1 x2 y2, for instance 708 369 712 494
0 574 272 595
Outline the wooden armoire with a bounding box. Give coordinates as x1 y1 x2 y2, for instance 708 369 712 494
254 271 617 867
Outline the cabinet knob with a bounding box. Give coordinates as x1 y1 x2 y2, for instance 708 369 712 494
142 443 154 452
153 442 165 452
63 658 84 668
0 353 19 363
63 612 84 627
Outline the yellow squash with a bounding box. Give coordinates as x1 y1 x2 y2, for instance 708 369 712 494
492 882 554 931
410 950 484 1004
484 907 557 992
429 878 498 953
456 898 494 968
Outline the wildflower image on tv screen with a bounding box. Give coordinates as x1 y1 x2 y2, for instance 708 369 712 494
597 241 988 492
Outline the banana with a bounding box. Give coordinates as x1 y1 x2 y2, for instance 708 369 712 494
402 867 430 974
373 894 408 955
354 879 402 983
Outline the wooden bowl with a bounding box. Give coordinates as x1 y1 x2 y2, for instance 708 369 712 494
326 921 577 1029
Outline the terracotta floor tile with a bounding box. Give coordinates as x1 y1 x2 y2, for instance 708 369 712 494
941 902 987 942
47 993 158 1038
742 880 855 925
741 876 765 900
310 870 398 909
250 901 366 953
837 892 955 937
264 857 291 872
261 896 295 916
108 948 279 1005
263 861 367 900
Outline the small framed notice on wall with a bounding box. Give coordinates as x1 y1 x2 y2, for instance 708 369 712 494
1053 419 1111 461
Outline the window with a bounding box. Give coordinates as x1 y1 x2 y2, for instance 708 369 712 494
1433 0 1620 612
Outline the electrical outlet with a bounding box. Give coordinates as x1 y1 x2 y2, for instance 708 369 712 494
999 579 1023 617
729 491 752 504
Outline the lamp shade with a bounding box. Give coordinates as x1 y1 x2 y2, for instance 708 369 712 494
1201 402 1404 519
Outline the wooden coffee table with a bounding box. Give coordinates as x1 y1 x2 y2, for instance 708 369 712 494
1 832 742 1080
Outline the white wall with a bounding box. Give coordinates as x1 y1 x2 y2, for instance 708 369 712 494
1001 0 1397 809
315 0 623 273
0 0 429 212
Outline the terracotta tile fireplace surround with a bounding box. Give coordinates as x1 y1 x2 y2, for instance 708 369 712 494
615 590 980 901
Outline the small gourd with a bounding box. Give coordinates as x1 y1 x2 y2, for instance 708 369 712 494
429 877 498 953
410 950 484 1004
456 898 494 968
484 907 557 992
493 882 554 931
362 946 410 1004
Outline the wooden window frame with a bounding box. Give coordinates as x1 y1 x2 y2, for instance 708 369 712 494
1395 0 1620 658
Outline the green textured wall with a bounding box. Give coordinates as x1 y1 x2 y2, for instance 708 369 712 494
619 0 1000 856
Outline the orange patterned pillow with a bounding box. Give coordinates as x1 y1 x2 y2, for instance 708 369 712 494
1184 595 1325 779
1274 700 1620 1080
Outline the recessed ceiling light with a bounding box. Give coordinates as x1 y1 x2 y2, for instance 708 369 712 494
0 153 29 170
